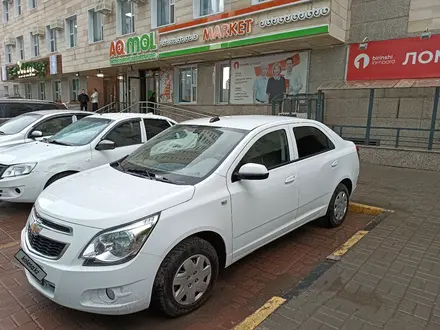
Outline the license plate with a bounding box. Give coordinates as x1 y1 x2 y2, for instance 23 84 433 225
14 249 47 283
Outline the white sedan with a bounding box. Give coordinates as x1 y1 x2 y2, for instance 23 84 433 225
0 112 176 202
0 110 92 149
17 115 359 317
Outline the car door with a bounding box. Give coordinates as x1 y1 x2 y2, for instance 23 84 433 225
291 124 337 224
227 125 299 262
143 118 173 141
27 115 74 141
91 118 143 166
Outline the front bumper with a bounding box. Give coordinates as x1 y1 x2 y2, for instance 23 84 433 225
20 213 162 315
0 173 42 203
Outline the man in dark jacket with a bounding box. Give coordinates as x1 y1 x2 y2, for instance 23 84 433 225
78 89 89 111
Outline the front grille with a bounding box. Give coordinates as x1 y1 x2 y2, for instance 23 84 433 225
39 218 72 234
27 227 67 258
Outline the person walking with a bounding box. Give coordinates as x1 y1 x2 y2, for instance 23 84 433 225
78 89 89 111
91 88 99 112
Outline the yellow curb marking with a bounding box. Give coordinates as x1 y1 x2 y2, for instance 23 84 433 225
0 241 19 250
329 230 369 258
233 296 286 330
349 202 385 216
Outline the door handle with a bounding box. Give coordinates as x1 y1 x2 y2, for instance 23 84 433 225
331 160 339 168
285 175 296 184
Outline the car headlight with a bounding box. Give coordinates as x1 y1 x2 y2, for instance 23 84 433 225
2 163 37 178
80 213 160 266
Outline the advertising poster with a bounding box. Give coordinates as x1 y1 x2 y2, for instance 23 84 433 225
159 68 173 103
230 51 309 104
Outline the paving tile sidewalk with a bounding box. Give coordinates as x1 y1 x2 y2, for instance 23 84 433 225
258 164 440 330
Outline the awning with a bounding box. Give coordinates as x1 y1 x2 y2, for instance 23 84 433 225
318 78 440 90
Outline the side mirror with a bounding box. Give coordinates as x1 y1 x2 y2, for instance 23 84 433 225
235 163 269 181
95 139 116 151
30 130 43 139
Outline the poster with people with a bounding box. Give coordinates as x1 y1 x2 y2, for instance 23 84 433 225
159 68 173 103
229 51 309 104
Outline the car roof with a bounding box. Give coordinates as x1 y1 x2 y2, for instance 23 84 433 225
0 98 57 104
90 112 175 121
181 115 317 130
28 110 91 116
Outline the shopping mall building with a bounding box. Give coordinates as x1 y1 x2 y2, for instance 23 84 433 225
1 0 440 169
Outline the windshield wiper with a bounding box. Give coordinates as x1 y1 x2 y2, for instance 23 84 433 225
47 140 72 146
125 168 157 180
154 175 181 185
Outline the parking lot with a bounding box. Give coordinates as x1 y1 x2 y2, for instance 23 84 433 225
0 202 372 330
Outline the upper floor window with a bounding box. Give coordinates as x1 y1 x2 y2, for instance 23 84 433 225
31 34 40 57
88 10 104 42
15 0 22 16
153 0 175 28
5 45 12 63
2 1 9 23
194 0 224 18
17 36 24 60
28 0 37 9
117 0 134 35
46 27 57 52
66 16 77 48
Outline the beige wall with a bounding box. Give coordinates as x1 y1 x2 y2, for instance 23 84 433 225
408 0 440 32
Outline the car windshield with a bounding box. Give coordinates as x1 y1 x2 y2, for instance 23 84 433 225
119 124 248 185
47 117 113 146
0 113 43 135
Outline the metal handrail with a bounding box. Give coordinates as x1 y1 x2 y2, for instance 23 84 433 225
119 101 217 119
331 124 440 150
94 102 116 113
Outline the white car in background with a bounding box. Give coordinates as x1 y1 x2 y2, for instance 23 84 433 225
0 112 176 203
0 110 92 149
16 115 360 317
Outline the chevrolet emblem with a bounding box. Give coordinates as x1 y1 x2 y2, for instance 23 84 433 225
30 222 42 235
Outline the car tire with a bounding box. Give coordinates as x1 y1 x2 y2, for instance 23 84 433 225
44 171 76 189
325 183 350 228
152 236 219 317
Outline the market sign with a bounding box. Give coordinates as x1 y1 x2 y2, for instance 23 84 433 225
203 19 253 42
109 32 158 65
259 7 330 27
347 34 440 81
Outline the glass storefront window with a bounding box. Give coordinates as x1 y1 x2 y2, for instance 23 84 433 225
178 67 197 103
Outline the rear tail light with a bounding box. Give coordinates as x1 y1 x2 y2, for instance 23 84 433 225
356 145 360 160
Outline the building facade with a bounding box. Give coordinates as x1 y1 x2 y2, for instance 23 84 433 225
0 0 349 111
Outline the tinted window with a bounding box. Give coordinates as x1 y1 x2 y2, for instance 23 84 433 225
143 118 171 140
293 126 334 159
32 116 73 136
240 129 290 170
0 102 60 118
106 120 142 147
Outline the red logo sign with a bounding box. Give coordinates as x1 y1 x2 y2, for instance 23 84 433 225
347 35 440 81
